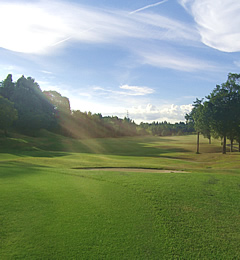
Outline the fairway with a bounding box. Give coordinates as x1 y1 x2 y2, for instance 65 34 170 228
1 134 240 259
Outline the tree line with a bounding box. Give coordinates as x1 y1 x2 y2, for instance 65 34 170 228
139 121 194 136
3 72 239 154
186 73 240 154
0 74 193 139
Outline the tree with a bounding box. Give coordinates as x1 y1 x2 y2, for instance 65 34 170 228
43 91 71 114
11 76 57 133
0 74 15 100
196 101 211 144
188 98 203 154
0 96 18 136
43 90 71 135
187 98 212 153
206 73 240 154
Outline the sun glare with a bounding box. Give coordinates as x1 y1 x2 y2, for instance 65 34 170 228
0 3 68 53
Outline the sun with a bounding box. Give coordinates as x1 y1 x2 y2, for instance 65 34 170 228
0 3 69 54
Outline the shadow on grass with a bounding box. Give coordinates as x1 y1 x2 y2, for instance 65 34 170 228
76 139 191 157
0 135 70 158
0 150 69 158
0 161 48 178
0 134 191 158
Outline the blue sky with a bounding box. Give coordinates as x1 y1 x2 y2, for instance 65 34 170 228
0 0 240 123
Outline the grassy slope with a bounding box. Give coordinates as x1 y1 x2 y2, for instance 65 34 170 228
0 132 240 259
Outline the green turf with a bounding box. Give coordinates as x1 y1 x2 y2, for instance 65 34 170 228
0 133 240 259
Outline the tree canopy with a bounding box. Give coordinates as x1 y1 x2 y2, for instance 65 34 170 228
9 76 57 132
189 73 240 154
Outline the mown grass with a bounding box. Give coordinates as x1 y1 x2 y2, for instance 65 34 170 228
0 132 240 259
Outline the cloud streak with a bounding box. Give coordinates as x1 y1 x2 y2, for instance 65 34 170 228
51 37 72 47
129 0 169 14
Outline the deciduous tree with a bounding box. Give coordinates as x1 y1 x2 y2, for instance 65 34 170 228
0 74 15 99
11 76 57 133
206 73 240 154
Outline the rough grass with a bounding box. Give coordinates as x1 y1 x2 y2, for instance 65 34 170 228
0 132 240 259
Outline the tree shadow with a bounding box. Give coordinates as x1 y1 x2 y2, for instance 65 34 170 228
0 135 190 158
0 161 49 179
0 149 69 158
76 137 191 157
0 134 70 158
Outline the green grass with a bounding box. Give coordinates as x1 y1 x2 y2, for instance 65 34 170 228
0 132 240 259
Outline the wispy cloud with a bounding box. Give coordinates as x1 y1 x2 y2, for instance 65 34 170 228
0 0 229 74
137 48 219 72
178 0 240 52
37 80 67 94
94 85 154 96
129 0 169 14
40 70 53 75
0 0 197 54
234 61 240 67
119 85 154 96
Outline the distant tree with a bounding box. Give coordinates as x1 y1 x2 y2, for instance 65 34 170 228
43 90 72 135
139 120 191 136
0 96 18 136
185 113 195 134
44 91 71 114
0 74 15 100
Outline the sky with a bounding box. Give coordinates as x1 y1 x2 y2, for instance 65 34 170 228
0 0 240 124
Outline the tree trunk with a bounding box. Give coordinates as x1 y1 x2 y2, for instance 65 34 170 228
209 137 211 144
196 132 200 154
239 142 240 152
222 135 226 154
230 138 234 152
